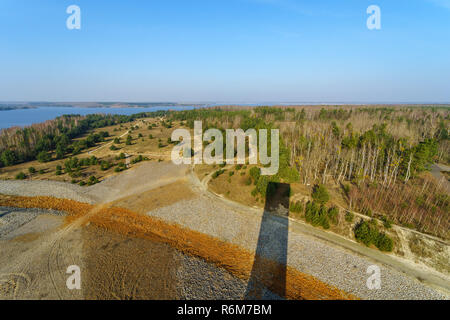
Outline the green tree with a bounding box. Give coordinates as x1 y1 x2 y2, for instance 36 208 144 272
36 151 51 163
311 184 330 205
1 150 17 166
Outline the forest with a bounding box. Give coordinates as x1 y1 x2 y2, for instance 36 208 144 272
169 105 449 239
0 111 168 167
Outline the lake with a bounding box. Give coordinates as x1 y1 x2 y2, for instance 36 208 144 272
0 105 202 130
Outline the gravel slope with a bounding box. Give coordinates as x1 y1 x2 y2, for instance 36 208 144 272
1 163 448 300
0 180 96 204
147 195 448 300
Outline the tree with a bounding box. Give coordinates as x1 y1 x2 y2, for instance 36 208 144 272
126 135 132 145
36 151 51 163
1 150 17 166
312 184 330 205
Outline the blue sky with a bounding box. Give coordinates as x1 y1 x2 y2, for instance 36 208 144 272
0 0 449 103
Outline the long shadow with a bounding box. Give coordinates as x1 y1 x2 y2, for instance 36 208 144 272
245 182 290 300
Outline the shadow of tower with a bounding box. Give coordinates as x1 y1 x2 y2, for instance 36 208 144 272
245 182 290 300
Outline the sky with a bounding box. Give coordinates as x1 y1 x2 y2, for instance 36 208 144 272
0 0 449 103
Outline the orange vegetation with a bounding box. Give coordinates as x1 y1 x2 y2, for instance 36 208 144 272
0 194 357 300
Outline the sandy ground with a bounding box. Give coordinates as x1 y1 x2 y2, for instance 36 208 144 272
0 208 256 300
0 161 448 300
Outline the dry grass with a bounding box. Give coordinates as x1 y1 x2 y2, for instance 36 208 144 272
0 194 357 300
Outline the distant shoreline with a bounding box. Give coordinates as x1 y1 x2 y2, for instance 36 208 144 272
0 102 205 111
1 102 449 112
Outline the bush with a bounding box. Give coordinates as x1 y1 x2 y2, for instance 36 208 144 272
126 135 133 145
100 161 112 171
1 150 17 166
15 172 27 180
381 216 392 229
375 233 394 252
249 167 261 183
36 151 51 163
354 219 393 251
311 184 330 205
327 206 339 225
290 201 303 213
131 155 147 164
110 145 118 151
28 167 36 174
79 181 86 186
305 201 331 229
115 153 126 160
87 176 99 186
39 169 45 174
212 169 225 179
345 211 354 223
244 177 252 186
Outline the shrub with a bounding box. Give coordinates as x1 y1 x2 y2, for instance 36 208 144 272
244 177 252 186
375 233 394 252
115 153 126 160
327 206 339 225
15 172 27 180
39 169 45 174
36 151 51 163
28 167 36 174
229 171 234 177
212 169 225 179
354 219 393 251
1 150 17 166
311 184 330 205
290 201 303 213
87 176 99 186
110 145 118 151
100 161 112 171
249 167 261 183
79 181 86 186
126 135 132 145
345 211 354 223
381 216 392 229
